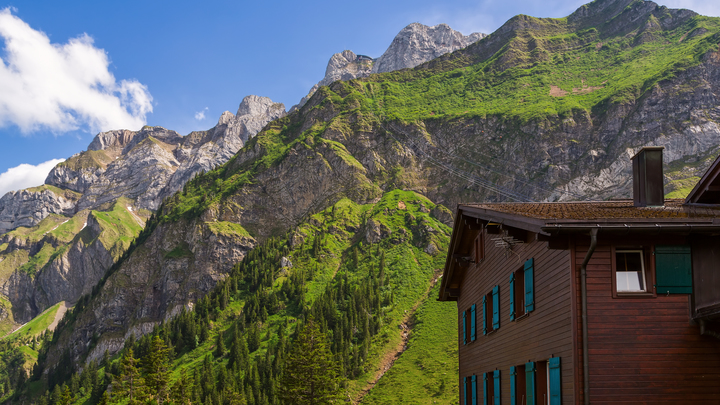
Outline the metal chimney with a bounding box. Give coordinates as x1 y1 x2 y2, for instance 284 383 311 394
631 146 664 207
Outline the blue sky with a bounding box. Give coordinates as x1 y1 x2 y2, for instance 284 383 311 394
0 0 718 195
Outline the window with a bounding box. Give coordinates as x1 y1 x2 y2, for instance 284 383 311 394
483 286 499 334
475 231 485 263
483 370 500 405
615 250 647 292
462 304 477 345
510 258 534 320
514 358 561 405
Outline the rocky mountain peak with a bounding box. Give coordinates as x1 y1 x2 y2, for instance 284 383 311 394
371 22 485 74
217 111 234 126
236 95 283 117
292 23 485 111
87 129 136 153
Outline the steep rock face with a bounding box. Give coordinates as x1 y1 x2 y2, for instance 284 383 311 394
66 218 255 364
0 187 80 234
371 23 485 73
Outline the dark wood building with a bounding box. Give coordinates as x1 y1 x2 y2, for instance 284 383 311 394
440 148 720 404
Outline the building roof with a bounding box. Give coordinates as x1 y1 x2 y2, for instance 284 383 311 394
462 199 720 223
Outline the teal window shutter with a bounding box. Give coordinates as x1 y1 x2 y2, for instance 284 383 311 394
464 376 468 405
549 357 561 405
655 245 692 294
482 296 487 335
526 361 536 405
492 285 500 330
524 258 535 313
483 372 489 405
510 366 516 405
509 272 516 321
493 370 501 405
471 304 476 342
463 311 467 345
472 375 477 405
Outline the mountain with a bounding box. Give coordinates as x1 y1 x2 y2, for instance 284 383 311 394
7 0 720 402
293 23 485 110
0 95 285 328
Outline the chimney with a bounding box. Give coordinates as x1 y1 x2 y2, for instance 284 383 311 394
631 146 664 207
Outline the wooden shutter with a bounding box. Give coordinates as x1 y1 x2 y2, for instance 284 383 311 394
492 285 500 330
483 372 489 405
524 258 535 313
464 376 468 405
493 370 501 405
482 296 487 335
655 245 692 294
549 357 561 405
509 272 516 321
463 310 467 345
526 361 536 405
510 366 516 405
471 304 477 342
472 375 477 405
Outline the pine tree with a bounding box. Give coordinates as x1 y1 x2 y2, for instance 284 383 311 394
115 348 146 404
144 335 171 404
279 316 344 404
216 332 226 357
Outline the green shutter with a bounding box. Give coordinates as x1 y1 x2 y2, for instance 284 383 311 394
524 258 535 312
509 272 516 321
549 357 561 405
463 310 467 345
526 361 536 405
471 304 476 342
472 375 477 405
510 366 516 405
655 245 692 294
464 376 468 405
492 285 500 330
483 372 489 405
493 370 501 405
482 296 487 335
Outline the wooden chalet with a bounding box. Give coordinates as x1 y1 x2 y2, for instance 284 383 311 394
439 147 720 404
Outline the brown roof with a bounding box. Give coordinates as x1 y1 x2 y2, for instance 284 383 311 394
461 199 720 222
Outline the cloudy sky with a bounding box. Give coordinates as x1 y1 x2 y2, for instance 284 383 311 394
0 0 719 196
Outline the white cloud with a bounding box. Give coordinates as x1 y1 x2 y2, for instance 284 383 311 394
0 158 65 197
0 8 153 134
195 107 208 121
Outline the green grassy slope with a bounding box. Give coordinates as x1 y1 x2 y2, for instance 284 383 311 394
4 301 65 342
361 283 459 404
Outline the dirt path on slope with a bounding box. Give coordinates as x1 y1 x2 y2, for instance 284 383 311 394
354 268 444 404
47 301 68 332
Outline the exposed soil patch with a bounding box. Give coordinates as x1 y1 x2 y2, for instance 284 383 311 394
354 268 443 404
549 85 568 97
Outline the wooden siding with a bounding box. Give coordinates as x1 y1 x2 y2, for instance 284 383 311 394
575 239 720 404
457 229 574 404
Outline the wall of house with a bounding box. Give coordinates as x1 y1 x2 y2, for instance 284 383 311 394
575 238 720 404
457 228 574 404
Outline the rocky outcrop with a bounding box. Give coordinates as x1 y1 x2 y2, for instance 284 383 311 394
371 23 484 73
0 187 80 234
294 51 373 109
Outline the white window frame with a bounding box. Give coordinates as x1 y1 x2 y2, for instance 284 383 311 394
615 249 648 293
